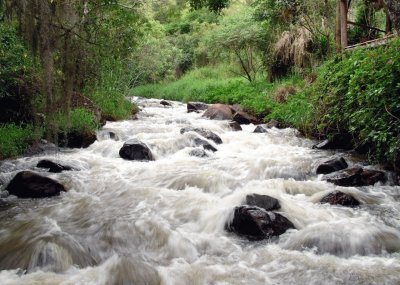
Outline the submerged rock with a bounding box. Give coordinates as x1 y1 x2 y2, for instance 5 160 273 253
187 102 208 113
37 160 74 173
24 140 58 156
6 171 66 198
229 121 242 131
227 206 295 240
245 194 281 211
202 104 233 120
58 131 97 148
180 127 222 144
313 133 353 150
316 157 348 175
323 167 385 186
232 111 258 125
189 148 208 158
193 138 217 152
253 125 268 133
119 139 154 161
320 191 360 207
160 100 172 107
266 119 281 129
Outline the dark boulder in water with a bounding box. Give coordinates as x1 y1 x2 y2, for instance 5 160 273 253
187 102 208 113
226 206 295 240
323 167 385 186
316 157 348 175
180 127 222 144
232 110 258 125
119 139 154 161
320 191 360 207
6 171 66 198
37 159 75 173
229 121 242 131
245 193 281 211
193 138 217 152
202 104 233 120
253 125 268 133
160 100 172 107
313 133 353 150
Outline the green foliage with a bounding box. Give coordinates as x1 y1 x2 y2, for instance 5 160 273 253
132 66 301 116
310 39 400 164
55 108 98 135
0 124 40 159
188 0 230 14
84 58 136 121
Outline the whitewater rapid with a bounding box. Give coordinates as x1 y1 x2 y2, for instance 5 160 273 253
0 98 399 285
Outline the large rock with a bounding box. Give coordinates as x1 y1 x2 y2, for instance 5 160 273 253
193 138 217 152
253 125 268 133
232 111 258 125
119 139 154 161
37 160 74 173
187 102 208 113
229 121 242 131
320 191 360 207
313 133 353 150
202 104 233 120
58 131 97 148
180 127 222 144
245 194 281 211
160 100 171 107
6 171 66 198
316 157 348 175
323 167 385 186
226 206 295 240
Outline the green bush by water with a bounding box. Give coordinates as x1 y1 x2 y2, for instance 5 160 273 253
0 124 40 159
55 108 99 135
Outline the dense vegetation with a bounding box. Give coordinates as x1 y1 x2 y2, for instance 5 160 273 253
1 0 400 170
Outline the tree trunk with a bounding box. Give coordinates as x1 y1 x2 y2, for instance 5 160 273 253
384 0 400 34
335 0 342 52
340 0 348 49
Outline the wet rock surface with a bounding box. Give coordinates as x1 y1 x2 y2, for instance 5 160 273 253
37 160 74 173
180 127 222 144
58 131 97 148
227 206 295 240
193 138 217 152
232 111 258 125
253 125 268 133
229 121 242 131
160 100 172 107
187 102 208 113
245 194 281 211
316 157 348 175
119 139 154 161
320 191 360 207
202 104 233 120
323 167 385 186
6 171 66 198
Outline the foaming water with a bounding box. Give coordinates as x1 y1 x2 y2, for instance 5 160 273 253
0 98 400 284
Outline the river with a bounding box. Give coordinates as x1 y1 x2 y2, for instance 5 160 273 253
0 98 399 285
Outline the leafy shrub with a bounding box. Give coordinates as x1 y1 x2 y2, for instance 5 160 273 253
55 108 98 134
311 39 400 165
0 124 39 159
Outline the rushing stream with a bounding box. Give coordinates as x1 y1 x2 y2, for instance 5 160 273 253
0 98 400 285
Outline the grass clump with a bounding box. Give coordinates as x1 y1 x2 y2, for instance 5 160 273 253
55 108 99 135
0 124 40 159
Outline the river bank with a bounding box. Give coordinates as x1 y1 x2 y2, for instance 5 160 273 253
0 98 399 284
